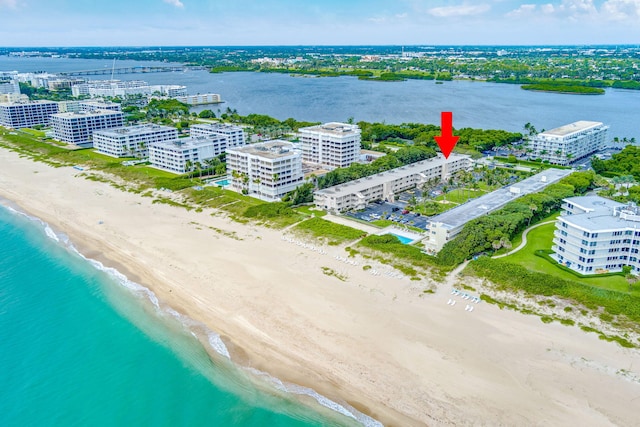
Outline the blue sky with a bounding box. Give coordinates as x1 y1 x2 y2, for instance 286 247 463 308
1 0 639 46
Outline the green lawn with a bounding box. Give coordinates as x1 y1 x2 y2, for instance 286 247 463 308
502 221 635 295
19 128 47 138
435 187 487 204
294 205 327 217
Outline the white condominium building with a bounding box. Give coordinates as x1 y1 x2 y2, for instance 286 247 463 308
58 100 122 113
173 93 222 105
71 80 187 98
50 110 124 146
299 122 361 169
424 168 573 254
226 140 304 201
528 121 608 165
553 196 640 275
314 153 471 214
149 135 227 174
0 74 20 95
0 100 59 128
93 124 178 158
190 123 246 148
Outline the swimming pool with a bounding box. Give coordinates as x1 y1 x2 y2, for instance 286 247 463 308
390 233 414 244
214 179 230 187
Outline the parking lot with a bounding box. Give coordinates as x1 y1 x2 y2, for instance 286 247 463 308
346 200 430 230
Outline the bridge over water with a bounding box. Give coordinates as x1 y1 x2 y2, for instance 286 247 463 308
59 65 208 76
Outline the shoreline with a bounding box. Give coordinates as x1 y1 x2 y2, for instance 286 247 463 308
2 144 640 426
0 196 378 427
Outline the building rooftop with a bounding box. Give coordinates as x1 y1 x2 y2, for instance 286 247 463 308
560 196 634 231
228 140 298 159
0 99 58 106
191 123 243 131
151 135 225 150
540 121 604 137
429 168 573 231
300 122 360 136
51 109 123 119
94 124 176 137
315 153 470 198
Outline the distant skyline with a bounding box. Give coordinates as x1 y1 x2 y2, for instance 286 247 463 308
1 0 639 46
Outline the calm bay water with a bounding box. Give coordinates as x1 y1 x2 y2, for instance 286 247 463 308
0 203 364 427
1 55 638 140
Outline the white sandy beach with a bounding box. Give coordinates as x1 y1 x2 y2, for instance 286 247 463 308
1 145 640 426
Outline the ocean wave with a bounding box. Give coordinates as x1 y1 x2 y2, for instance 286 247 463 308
0 202 381 427
245 367 383 427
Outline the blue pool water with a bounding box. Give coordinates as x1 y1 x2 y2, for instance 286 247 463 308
390 233 413 244
215 179 230 187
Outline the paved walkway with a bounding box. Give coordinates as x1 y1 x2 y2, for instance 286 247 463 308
493 220 556 259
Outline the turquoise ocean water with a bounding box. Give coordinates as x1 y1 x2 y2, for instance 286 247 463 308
0 203 373 427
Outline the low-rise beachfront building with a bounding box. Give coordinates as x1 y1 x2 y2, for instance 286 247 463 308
423 168 573 254
190 123 246 148
314 153 471 214
148 135 227 174
226 140 304 201
299 122 361 169
552 196 640 275
0 100 60 128
93 124 178 158
173 93 222 105
50 109 124 146
528 121 608 165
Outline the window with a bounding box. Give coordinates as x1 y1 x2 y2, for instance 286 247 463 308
591 233 599 238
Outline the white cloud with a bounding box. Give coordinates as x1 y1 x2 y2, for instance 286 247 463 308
0 0 18 9
163 0 184 8
505 4 537 17
541 4 556 14
601 0 640 21
506 0 626 21
427 3 490 17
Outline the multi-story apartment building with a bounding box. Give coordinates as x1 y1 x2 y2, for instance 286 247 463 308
0 73 20 95
71 80 187 98
173 93 222 105
552 196 640 275
58 100 122 113
314 153 471 214
148 135 227 174
50 110 124 146
299 122 361 169
93 124 178 158
226 140 304 201
190 123 246 149
424 168 573 254
528 121 608 165
0 100 59 128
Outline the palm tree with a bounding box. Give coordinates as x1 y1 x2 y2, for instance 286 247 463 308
528 203 538 226
185 159 193 174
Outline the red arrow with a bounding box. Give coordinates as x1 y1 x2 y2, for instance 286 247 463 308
434 111 459 159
